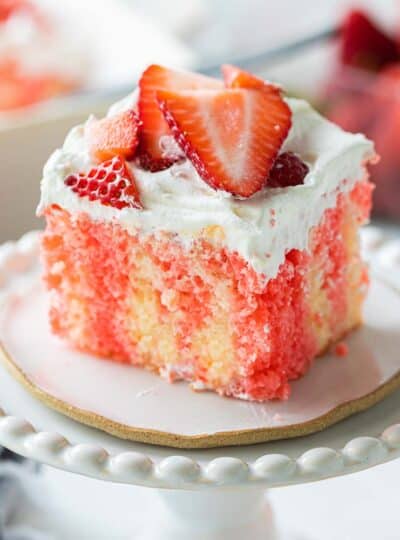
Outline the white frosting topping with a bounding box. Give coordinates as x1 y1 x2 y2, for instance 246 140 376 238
0 10 87 81
38 94 375 280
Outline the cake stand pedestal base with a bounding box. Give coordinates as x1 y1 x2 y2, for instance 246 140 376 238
144 488 275 540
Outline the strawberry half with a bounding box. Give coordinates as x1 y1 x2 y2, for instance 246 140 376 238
64 156 142 210
157 88 292 197
340 9 399 71
138 64 222 170
86 110 140 163
222 64 280 95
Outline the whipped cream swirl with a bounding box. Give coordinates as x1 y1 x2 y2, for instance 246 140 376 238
38 95 375 279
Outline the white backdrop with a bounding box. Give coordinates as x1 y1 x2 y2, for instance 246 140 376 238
130 0 398 63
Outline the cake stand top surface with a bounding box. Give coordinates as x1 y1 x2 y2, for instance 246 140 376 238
0 227 400 489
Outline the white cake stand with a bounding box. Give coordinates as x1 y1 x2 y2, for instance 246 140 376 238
1 227 400 540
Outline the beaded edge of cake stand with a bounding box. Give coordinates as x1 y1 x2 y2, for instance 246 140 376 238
0 228 399 489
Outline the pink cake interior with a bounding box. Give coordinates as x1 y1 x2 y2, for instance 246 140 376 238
41 179 372 401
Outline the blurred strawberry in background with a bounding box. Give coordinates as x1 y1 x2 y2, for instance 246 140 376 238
340 9 398 70
324 8 400 220
0 0 193 115
0 0 81 111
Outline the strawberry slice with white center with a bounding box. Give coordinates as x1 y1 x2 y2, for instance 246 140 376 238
222 64 281 95
157 88 292 197
138 64 222 171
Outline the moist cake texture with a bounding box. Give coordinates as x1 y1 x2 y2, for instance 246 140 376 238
38 65 375 401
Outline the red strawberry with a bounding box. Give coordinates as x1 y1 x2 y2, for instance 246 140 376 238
367 67 400 217
222 64 280 95
157 88 292 197
0 0 45 28
86 110 140 163
327 95 368 134
340 9 399 71
138 64 222 170
0 60 72 110
0 0 32 22
64 156 142 210
268 152 309 188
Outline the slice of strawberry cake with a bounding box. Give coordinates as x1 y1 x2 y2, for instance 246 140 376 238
0 0 84 111
38 64 376 401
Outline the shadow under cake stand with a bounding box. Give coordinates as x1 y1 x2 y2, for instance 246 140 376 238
0 227 400 539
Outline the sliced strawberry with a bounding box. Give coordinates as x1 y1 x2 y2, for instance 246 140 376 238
64 156 142 210
138 64 222 170
222 64 280 95
268 152 309 188
340 9 399 71
157 88 292 197
86 110 140 163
